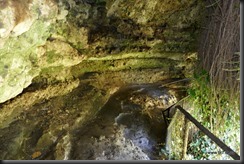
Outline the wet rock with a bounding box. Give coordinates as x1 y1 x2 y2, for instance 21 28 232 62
0 0 202 103
0 74 188 160
72 128 150 160
0 0 200 160
69 82 186 160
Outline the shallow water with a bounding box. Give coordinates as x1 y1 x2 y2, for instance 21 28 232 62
69 83 185 160
0 75 188 160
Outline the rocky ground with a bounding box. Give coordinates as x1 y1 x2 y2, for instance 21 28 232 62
0 0 200 160
0 75 188 160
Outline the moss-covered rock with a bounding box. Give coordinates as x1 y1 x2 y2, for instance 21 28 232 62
0 0 204 103
0 0 204 159
0 0 59 103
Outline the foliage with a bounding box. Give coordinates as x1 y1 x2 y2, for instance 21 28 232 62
160 145 177 160
186 69 240 160
183 0 240 160
187 131 211 160
187 70 211 127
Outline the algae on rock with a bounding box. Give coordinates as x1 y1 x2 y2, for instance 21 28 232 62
0 0 204 160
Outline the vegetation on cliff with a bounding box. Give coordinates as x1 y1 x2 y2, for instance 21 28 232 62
186 0 240 160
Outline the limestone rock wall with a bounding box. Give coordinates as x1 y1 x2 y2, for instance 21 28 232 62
0 0 59 103
0 0 204 103
0 0 206 160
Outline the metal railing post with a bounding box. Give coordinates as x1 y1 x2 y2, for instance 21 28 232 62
173 105 240 160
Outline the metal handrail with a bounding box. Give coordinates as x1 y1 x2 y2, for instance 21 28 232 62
163 105 240 160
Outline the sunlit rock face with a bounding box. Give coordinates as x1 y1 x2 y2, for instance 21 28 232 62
0 0 203 160
0 0 59 103
0 0 203 103
0 0 59 44
0 0 84 103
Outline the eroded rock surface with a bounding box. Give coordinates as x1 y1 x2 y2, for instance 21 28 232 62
0 0 202 160
0 0 60 103
0 77 188 160
64 81 187 160
0 0 203 103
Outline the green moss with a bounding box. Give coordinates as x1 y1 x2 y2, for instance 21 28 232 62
0 20 52 56
166 110 185 160
53 22 70 38
35 66 71 84
73 41 84 51
46 50 59 64
71 52 181 78
87 52 183 61
40 66 64 75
